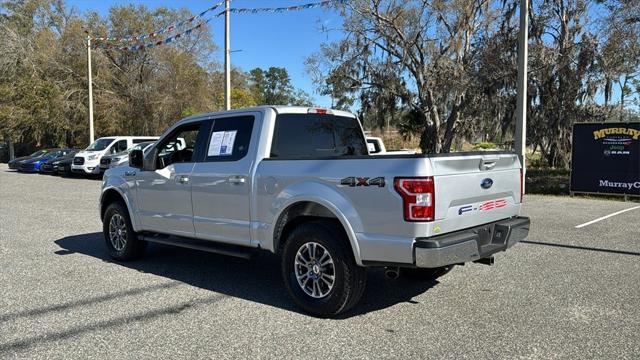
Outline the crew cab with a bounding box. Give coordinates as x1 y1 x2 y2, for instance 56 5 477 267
100 106 530 317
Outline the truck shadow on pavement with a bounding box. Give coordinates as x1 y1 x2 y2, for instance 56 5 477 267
54 232 439 319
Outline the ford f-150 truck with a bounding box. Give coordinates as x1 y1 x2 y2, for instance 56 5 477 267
100 106 530 317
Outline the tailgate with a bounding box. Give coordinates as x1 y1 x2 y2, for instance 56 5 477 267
430 152 522 233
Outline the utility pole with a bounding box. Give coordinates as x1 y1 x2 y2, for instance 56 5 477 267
515 0 528 191
87 36 95 144
224 0 231 110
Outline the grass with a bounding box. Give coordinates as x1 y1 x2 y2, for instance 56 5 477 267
525 169 571 195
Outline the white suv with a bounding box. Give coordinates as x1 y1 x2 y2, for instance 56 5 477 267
72 136 158 175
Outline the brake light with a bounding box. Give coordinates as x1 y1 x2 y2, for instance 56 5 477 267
394 177 435 221
307 108 332 115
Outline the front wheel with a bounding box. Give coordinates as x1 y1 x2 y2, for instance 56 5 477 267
281 221 366 318
102 202 146 261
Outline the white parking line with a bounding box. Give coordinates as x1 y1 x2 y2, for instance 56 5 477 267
575 205 640 228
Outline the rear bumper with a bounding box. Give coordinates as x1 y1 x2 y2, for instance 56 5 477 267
414 216 530 268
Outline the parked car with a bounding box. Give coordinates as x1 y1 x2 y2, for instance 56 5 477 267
72 136 158 176
100 106 529 317
99 141 156 171
54 156 74 176
18 149 74 172
8 149 50 169
0 143 8 163
40 150 79 174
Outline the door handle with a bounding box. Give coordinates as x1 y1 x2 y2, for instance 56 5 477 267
479 160 497 171
228 176 246 185
124 170 136 176
178 175 190 184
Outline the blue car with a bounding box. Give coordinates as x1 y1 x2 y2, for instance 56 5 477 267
7 149 51 170
18 149 75 173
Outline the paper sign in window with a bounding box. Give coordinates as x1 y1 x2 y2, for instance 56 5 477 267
208 130 237 156
220 130 237 155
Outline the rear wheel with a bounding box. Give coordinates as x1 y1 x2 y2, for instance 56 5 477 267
103 202 146 261
281 221 366 318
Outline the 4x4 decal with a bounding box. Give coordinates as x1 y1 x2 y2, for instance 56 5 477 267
340 177 386 187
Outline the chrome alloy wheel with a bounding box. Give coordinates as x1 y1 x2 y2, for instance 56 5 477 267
294 242 336 298
108 213 127 251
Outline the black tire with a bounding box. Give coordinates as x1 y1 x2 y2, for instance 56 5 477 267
102 201 146 261
281 220 367 318
400 265 454 281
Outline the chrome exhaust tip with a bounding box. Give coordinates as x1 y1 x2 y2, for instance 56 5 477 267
384 267 400 279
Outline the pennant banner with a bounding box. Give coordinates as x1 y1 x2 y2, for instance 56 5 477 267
95 18 211 51
94 0 343 52
221 0 338 16
94 0 227 43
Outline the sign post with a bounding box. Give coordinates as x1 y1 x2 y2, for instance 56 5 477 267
224 0 231 111
87 36 95 144
515 0 528 191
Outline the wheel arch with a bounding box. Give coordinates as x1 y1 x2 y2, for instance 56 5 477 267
272 199 363 266
100 187 138 230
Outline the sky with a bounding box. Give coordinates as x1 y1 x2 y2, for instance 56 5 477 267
67 0 344 107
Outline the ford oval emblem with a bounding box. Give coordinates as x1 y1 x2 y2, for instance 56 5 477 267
481 178 493 189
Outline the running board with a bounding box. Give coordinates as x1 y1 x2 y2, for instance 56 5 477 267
139 234 254 259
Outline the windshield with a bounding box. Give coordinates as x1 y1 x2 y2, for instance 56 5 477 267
86 138 115 151
29 150 47 157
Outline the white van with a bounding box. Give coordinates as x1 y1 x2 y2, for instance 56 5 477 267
72 136 158 175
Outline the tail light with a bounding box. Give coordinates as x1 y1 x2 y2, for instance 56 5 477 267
394 177 435 222
307 108 332 115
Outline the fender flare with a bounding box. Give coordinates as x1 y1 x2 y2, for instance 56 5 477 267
100 184 140 231
270 181 364 265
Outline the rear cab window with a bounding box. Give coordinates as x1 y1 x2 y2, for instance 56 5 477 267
270 114 368 159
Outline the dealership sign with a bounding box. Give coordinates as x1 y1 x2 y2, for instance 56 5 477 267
571 123 640 196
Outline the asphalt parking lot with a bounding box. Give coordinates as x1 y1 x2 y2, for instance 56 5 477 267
0 164 638 359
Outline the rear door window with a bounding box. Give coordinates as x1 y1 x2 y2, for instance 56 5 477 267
270 114 368 158
204 116 255 162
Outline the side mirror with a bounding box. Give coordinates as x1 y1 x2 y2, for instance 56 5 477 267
129 149 144 169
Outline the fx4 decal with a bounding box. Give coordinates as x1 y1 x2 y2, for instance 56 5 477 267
340 177 386 187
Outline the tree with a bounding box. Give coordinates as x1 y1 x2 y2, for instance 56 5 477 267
309 0 639 164
308 0 499 153
0 0 221 149
249 67 313 106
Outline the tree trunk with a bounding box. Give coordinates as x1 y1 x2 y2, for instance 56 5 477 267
8 136 15 161
418 109 439 154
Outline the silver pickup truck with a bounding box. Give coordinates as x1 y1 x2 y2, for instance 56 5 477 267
100 106 529 317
